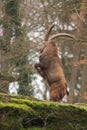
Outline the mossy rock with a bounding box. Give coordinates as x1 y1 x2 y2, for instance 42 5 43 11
0 93 87 130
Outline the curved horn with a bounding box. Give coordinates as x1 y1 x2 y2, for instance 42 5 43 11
45 23 55 41
49 33 77 41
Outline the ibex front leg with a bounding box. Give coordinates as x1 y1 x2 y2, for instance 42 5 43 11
34 63 46 79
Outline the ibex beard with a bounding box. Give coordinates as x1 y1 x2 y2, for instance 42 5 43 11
35 23 76 102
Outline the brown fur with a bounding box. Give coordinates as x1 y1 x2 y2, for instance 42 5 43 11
35 40 68 102
35 23 75 102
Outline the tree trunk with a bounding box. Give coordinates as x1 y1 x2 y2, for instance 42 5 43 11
68 0 87 103
0 1 11 93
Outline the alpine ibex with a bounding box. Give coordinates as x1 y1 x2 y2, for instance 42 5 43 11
35 23 76 102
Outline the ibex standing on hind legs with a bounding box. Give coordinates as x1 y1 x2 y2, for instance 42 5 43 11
35 23 76 102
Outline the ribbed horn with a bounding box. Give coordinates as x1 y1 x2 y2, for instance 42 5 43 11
49 33 77 41
45 23 55 41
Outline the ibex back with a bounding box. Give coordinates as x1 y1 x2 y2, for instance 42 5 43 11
35 23 76 102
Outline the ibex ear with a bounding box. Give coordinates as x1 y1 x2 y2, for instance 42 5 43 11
45 23 55 41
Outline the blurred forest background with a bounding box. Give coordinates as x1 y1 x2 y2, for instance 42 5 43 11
0 0 87 103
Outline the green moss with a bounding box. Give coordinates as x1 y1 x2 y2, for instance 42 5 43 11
27 127 43 130
0 117 24 130
0 93 87 130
